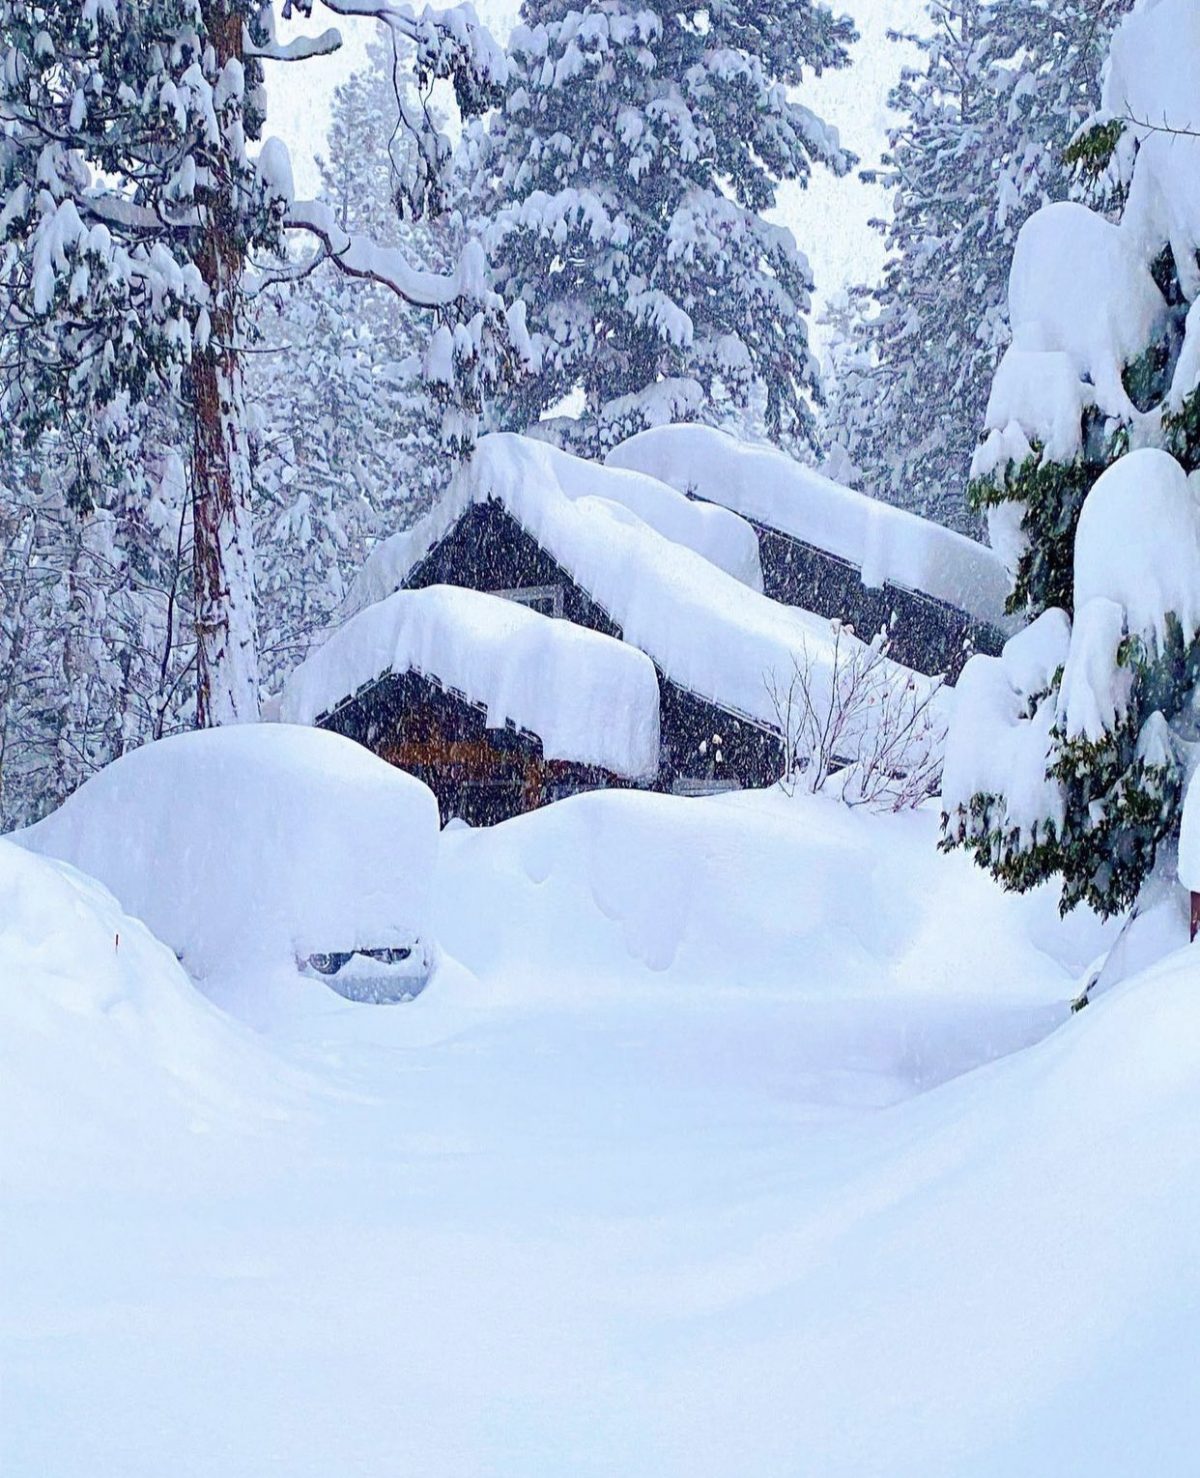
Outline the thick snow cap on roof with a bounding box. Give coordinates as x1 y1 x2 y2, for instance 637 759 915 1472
19 726 440 981
605 423 1011 628
434 432 762 589
540 439 763 590
350 434 937 733
281 583 662 781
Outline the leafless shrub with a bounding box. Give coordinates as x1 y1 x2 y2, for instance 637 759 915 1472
765 622 947 812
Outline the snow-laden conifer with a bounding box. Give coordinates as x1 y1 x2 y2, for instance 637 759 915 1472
826 0 1128 530
0 0 520 724
463 0 856 455
943 0 1200 918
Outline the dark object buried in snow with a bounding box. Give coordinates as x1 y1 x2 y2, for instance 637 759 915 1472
300 939 435 1003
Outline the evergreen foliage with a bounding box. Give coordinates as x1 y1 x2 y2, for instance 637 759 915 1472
463 0 856 455
942 0 1200 919
826 0 1129 530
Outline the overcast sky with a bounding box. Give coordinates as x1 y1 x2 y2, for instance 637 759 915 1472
265 1 926 351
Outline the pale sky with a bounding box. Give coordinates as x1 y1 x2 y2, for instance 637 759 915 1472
265 0 926 350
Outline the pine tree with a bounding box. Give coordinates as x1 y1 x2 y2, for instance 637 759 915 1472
941 0 1200 919
0 0 516 727
826 0 1129 531
463 0 856 455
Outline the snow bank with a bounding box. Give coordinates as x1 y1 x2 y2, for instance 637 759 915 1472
19 725 440 984
0 840 298 1191
281 583 661 781
435 787 1092 1034
1073 448 1200 651
1007 202 1164 422
605 423 1011 627
350 434 937 736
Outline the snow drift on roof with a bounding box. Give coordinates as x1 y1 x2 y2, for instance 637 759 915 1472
349 434 939 733
541 441 763 589
281 583 662 781
604 423 1011 627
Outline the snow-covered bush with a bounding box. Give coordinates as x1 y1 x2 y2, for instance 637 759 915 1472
768 625 946 812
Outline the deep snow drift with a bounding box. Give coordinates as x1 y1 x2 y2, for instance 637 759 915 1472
7 783 1199 1478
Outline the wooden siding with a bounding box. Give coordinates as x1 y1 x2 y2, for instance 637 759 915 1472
398 498 786 796
750 520 1003 681
317 667 631 826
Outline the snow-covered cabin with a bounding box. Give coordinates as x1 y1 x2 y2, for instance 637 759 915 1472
336 434 935 806
606 424 1014 679
279 584 662 825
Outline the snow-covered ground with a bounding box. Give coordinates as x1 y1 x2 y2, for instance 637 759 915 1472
5 783 1198 1477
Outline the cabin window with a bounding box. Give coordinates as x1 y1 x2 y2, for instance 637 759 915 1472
495 583 564 619
670 777 743 798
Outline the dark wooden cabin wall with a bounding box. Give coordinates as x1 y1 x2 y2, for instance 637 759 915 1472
319 667 630 826
404 501 622 639
750 523 1002 681
658 680 783 791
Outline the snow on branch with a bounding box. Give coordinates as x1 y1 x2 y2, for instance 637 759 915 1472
285 199 492 309
306 0 508 94
246 27 343 61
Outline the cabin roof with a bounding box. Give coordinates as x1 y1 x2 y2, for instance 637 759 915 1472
605 424 1013 629
280 583 662 781
348 434 938 734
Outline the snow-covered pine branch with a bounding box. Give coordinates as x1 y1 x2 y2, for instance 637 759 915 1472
942 0 1200 919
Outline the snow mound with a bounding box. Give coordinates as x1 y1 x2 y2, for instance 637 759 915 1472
435 787 1091 1051
942 648 1064 841
349 433 937 739
1000 606 1071 698
19 725 440 985
0 840 297 1190
1073 447 1200 651
1008 202 1165 421
280 583 661 780
606 423 1011 626
1057 596 1132 743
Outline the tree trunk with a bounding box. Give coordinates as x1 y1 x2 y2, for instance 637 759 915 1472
193 0 258 727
